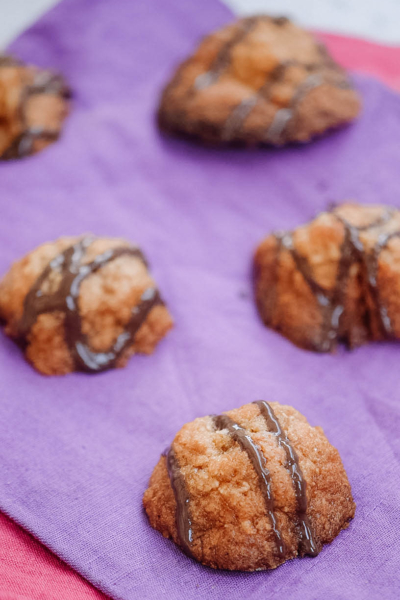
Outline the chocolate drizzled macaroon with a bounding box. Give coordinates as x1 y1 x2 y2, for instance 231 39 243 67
0 236 173 375
0 54 70 159
143 401 355 570
254 202 400 352
158 16 361 146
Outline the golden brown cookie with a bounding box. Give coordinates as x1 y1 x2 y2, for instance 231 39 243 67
254 202 400 352
0 236 173 375
0 54 70 159
143 400 355 571
158 16 361 146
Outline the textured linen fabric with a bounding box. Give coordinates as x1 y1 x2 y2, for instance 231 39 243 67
0 0 399 598
2 34 399 600
0 512 108 600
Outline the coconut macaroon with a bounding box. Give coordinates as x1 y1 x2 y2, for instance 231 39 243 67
158 15 361 147
0 54 70 159
0 236 173 375
143 400 355 571
254 203 400 352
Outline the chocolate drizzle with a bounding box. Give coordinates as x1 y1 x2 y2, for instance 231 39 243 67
222 61 289 142
276 227 351 352
1 62 70 160
333 210 397 340
194 17 258 91
163 404 329 563
365 230 400 336
273 207 399 351
164 412 285 561
164 16 354 146
254 401 319 557
0 55 22 68
212 413 285 560
218 29 352 144
265 72 324 144
164 446 194 558
18 237 162 372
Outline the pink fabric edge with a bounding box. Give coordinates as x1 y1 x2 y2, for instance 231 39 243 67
0 29 399 600
0 512 108 599
316 31 400 90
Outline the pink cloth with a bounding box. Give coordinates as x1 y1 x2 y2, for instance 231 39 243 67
0 27 399 600
319 32 400 90
0 512 107 600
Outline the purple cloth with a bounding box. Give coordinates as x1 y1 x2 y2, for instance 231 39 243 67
1 0 400 598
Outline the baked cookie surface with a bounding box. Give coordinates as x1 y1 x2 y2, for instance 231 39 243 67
0 54 70 159
143 400 354 571
254 203 400 352
158 16 361 146
0 236 173 375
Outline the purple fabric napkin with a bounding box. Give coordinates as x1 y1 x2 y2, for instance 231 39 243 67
1 0 400 598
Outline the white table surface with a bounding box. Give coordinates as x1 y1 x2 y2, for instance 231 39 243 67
0 0 399 50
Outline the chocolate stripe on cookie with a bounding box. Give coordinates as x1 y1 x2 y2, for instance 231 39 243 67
254 401 319 557
164 446 194 558
276 226 353 352
367 230 400 335
0 55 22 67
272 207 400 351
212 413 285 560
222 37 351 144
1 67 70 160
265 44 351 145
222 61 289 142
18 237 162 372
3 128 60 160
223 68 327 143
332 209 398 339
194 17 258 91
265 73 324 144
